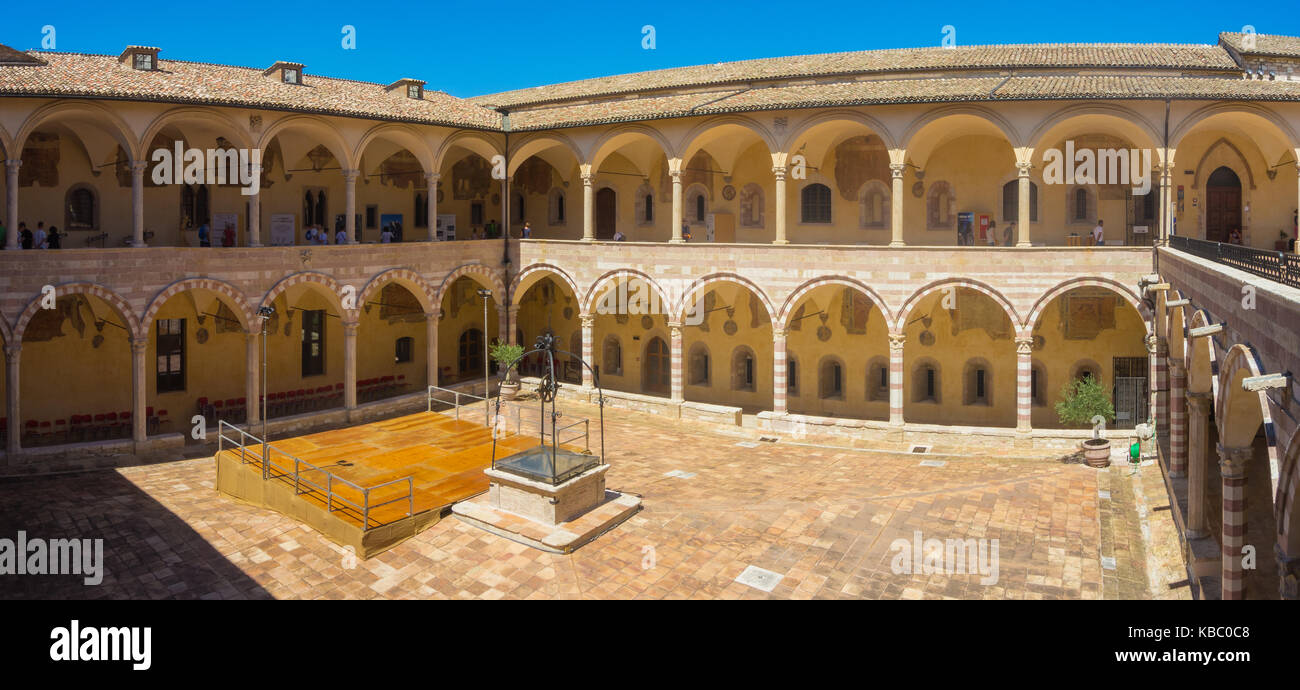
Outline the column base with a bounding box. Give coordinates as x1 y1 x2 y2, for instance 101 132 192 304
772 239 790 245
130 241 149 248
248 241 263 248
669 238 685 244
582 236 597 242
1185 528 1210 540
1016 242 1032 248
888 241 905 247
1169 469 1187 479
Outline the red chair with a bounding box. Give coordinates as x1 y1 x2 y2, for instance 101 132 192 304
104 412 118 439
235 398 247 421
118 412 132 438
54 419 67 444
146 406 158 435
39 420 52 446
0 417 7 445
212 399 224 423
24 419 40 446
156 409 169 432
396 375 406 393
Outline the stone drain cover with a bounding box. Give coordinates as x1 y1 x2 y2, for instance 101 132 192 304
735 565 783 592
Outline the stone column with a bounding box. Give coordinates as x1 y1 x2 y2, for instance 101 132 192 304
496 304 509 347
343 320 358 410
670 170 684 243
582 172 595 241
5 159 19 250
131 161 148 247
1186 392 1212 539
425 312 439 389
772 328 788 414
1015 335 1033 433
426 173 439 242
669 320 684 402
1017 162 1032 247
1218 444 1252 601
1161 162 1175 242
889 163 905 247
1168 361 1188 477
1146 334 1163 429
4 343 19 455
247 164 262 247
888 332 905 427
343 169 359 244
773 166 788 245
580 313 594 388
1278 544 1299 601
130 337 148 443
245 332 260 425
506 306 519 346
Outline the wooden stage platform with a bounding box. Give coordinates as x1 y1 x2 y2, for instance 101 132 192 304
214 411 541 556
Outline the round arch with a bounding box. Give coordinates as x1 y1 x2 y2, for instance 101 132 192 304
676 115 778 165
777 276 892 330
259 271 350 318
782 109 899 154
1026 103 1163 154
507 132 583 178
256 114 354 171
15 282 143 342
587 124 675 171
15 100 141 161
353 123 436 176
893 278 1019 333
1215 343 1277 450
581 269 674 316
1277 425 1300 554
434 131 503 173
510 264 581 306
900 105 1022 161
0 309 13 346
1024 277 1151 332
434 263 507 308
1171 102 1300 153
357 268 437 316
138 106 255 159
675 273 777 329
1184 308 1220 398
142 277 255 334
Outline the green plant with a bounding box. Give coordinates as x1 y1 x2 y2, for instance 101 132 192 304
488 341 525 382
1055 375 1115 438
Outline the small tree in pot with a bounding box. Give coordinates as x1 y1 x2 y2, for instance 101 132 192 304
489 341 525 400
1056 375 1116 468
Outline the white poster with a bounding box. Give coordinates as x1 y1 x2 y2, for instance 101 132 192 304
437 214 456 241
212 212 239 247
270 214 296 246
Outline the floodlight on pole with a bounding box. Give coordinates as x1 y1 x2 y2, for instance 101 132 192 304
257 305 276 453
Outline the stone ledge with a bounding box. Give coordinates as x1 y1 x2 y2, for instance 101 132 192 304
452 489 641 554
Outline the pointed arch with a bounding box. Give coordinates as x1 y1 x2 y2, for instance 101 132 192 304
1192 137 1257 190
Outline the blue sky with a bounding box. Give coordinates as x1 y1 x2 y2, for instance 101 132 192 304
1 1 1296 98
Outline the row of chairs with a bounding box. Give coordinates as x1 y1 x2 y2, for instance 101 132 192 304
5 408 172 448
358 375 407 403
264 385 342 419
197 397 248 426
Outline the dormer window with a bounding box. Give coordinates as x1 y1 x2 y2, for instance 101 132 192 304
119 46 160 71
263 61 306 86
386 78 427 100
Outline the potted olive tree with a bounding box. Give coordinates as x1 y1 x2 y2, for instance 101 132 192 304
489 341 525 400
1056 375 1116 468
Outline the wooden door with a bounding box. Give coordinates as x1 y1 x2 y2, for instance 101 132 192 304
596 188 616 239
643 337 669 394
1205 166 1241 243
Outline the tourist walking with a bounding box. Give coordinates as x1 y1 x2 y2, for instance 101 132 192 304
1004 222 1015 247
1091 220 1105 246
47 226 61 249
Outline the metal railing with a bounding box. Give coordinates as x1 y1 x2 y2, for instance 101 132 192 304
427 385 488 422
489 402 591 450
217 420 414 529
1170 235 1300 289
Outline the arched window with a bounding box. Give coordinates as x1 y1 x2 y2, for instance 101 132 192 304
963 358 991 406
685 184 709 224
739 183 764 228
65 186 97 231
695 194 706 222
731 346 756 392
603 335 623 376
643 337 670 394
858 181 889 230
458 328 484 374
926 181 954 230
548 188 566 225
1074 188 1088 221
1031 359 1047 407
867 357 889 401
1001 180 1038 223
688 343 710 386
912 360 940 403
1071 360 1101 386
395 336 413 363
801 183 832 224
1066 186 1094 225
636 184 655 226
818 357 844 399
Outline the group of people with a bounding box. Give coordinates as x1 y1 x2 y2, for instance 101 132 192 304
0 221 63 249
958 220 1019 246
195 223 238 247
302 224 349 246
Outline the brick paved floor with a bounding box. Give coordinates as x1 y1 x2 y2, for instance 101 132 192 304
0 405 1192 600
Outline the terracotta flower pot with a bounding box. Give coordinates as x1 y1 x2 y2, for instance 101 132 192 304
1081 438 1111 468
499 380 520 401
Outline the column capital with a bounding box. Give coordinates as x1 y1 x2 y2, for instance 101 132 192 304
1217 444 1252 478
1014 335 1034 355
4 158 21 172
1168 358 1187 377
579 313 595 328
342 169 360 183
425 172 440 185
129 337 148 355
1016 161 1032 176
772 327 788 341
670 169 683 181
130 160 149 174
1145 334 1160 354
889 163 905 179
771 166 786 181
342 320 360 333
887 332 906 351
3 342 20 360
423 311 439 322
1187 390 1213 415
581 172 595 186
668 320 684 337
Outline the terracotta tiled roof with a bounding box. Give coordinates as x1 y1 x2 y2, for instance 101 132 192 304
474 43 1241 108
0 50 502 130
508 75 1300 131
0 45 44 66
1220 32 1300 59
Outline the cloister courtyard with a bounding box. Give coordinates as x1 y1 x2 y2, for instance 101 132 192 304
0 401 1195 600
